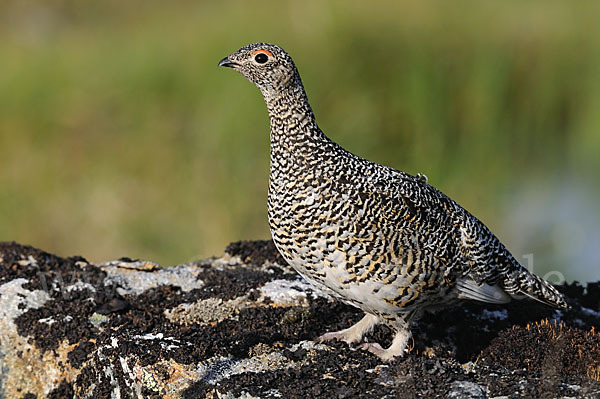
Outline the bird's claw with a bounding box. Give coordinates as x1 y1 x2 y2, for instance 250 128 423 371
360 342 405 361
316 331 356 345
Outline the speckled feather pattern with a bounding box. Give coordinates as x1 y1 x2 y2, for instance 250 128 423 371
219 43 568 359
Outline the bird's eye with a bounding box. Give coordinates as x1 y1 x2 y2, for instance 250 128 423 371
254 53 268 64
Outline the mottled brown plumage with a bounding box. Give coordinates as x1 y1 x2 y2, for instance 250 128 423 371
218 43 568 360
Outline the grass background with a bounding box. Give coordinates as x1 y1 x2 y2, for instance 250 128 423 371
0 1 598 282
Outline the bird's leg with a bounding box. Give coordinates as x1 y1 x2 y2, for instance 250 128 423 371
316 313 380 345
360 322 412 361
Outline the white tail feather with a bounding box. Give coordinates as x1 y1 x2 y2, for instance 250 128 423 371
457 278 511 304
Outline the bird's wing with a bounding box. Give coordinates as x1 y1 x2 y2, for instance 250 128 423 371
358 171 568 309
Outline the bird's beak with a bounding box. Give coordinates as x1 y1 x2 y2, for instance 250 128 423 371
218 56 239 68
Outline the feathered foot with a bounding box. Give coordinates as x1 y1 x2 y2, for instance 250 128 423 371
316 313 379 345
360 326 412 361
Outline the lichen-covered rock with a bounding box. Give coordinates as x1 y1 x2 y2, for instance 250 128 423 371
0 240 599 398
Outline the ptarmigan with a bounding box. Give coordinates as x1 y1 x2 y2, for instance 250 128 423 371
218 43 568 360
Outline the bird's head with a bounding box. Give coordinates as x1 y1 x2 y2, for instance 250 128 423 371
218 43 299 98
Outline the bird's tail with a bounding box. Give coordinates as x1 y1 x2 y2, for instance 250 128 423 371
509 268 569 310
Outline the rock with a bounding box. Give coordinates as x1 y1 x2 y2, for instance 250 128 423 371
0 240 599 398
447 381 487 398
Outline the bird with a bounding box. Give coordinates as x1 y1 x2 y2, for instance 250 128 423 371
218 43 568 361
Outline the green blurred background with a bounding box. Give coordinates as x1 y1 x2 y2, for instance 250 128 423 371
0 1 598 282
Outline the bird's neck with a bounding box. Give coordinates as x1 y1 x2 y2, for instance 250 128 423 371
264 82 329 164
